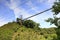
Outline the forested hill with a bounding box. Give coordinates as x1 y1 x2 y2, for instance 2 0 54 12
0 22 57 40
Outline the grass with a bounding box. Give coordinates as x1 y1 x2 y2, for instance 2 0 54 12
0 22 57 40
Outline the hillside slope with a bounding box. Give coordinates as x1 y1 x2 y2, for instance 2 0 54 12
0 22 57 40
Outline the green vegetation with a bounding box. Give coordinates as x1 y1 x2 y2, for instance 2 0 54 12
0 21 57 40
23 20 40 29
15 27 57 40
0 22 20 40
46 0 60 40
0 0 60 40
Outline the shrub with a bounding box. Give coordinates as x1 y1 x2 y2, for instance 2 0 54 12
23 20 40 29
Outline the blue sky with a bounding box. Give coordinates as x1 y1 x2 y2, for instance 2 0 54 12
0 0 58 28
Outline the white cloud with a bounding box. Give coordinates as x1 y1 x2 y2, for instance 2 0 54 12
37 0 55 8
56 13 60 17
0 18 8 26
46 0 55 7
6 0 55 19
6 0 40 19
37 0 47 3
14 7 31 18
6 0 41 23
2 0 56 28
47 0 55 3
6 0 31 18
6 0 17 9
26 1 40 13
0 21 8 27
0 18 5 22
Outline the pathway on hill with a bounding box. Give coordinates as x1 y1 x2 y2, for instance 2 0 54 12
12 32 19 40
12 27 21 40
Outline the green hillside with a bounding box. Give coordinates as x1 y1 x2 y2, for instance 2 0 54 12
0 22 57 40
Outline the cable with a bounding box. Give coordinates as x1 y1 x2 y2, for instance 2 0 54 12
23 8 52 20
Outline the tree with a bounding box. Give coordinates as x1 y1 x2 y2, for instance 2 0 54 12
23 20 40 28
16 18 20 25
46 16 60 28
45 0 60 40
52 0 60 15
46 0 60 28
16 18 23 25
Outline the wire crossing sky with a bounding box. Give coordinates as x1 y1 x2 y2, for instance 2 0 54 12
0 0 59 28
24 8 52 20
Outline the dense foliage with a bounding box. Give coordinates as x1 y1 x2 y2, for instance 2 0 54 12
52 1 60 15
16 18 40 29
23 20 40 29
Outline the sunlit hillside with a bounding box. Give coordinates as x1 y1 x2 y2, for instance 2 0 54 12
0 22 57 40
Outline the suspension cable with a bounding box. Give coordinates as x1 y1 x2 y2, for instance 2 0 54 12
23 8 52 20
